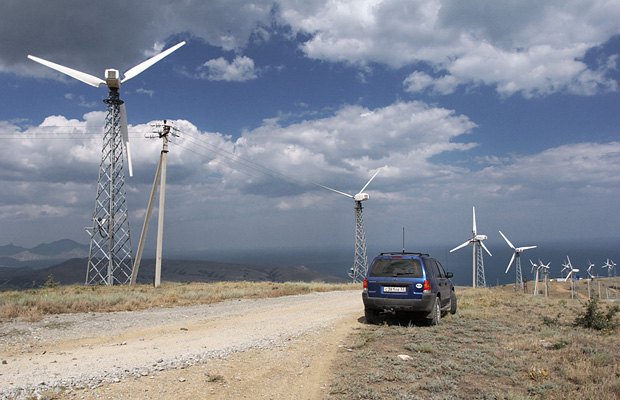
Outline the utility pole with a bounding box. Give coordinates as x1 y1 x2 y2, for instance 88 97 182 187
131 120 179 287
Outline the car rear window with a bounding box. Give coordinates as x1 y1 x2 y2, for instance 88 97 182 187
370 258 423 278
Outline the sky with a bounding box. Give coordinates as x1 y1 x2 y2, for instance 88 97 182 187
1 0 619 275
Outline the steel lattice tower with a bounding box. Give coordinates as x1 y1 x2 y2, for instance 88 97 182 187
85 88 133 285
349 201 368 282
514 254 524 291
474 242 486 288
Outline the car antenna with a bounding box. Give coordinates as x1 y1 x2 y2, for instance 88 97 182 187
402 226 405 254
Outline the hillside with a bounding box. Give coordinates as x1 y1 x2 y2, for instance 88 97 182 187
0 257 344 289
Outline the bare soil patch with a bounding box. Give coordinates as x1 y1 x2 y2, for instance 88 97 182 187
0 290 362 399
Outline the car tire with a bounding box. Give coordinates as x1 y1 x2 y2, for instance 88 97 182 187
427 296 441 326
365 308 380 324
450 290 457 315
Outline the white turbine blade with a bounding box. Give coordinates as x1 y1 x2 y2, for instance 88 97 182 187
27 55 105 87
472 206 477 235
122 41 186 83
530 259 537 267
480 240 492 257
358 168 381 194
498 230 515 250
450 240 470 253
119 104 133 177
505 252 516 273
316 183 353 198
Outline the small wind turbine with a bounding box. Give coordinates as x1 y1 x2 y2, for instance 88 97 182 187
530 259 541 296
318 168 381 282
561 256 576 282
450 206 492 288
603 258 616 277
539 260 550 297
565 265 580 299
499 230 536 291
586 260 596 279
28 41 186 285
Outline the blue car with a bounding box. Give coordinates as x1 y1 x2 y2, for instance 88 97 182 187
362 252 457 325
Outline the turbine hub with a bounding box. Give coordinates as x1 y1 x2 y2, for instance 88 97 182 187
105 69 121 89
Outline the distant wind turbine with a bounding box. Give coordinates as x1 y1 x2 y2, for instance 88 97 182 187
499 230 536 291
561 256 576 281
450 206 492 288
318 168 382 282
586 260 596 279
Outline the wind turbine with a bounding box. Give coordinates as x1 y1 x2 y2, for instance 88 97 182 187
561 256 574 281
530 259 541 296
450 206 492 288
564 262 580 299
318 168 381 282
499 230 536 291
586 260 596 279
28 41 186 285
539 260 550 297
603 258 616 277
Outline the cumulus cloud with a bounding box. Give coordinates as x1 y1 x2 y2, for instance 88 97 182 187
3 1 619 97
197 56 258 81
0 0 274 76
403 71 461 95
480 142 620 189
2 100 620 248
277 0 620 96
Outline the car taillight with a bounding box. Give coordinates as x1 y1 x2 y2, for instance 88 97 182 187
363 277 368 290
423 279 431 293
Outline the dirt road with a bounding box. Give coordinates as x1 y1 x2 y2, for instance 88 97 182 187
0 290 362 399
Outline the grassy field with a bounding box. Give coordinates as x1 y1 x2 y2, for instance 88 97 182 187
327 279 620 400
2 278 619 398
0 281 357 322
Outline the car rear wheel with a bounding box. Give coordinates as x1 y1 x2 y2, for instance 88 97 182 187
365 307 380 324
450 290 457 315
427 296 441 325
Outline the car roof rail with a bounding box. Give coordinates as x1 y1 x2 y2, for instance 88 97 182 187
379 251 430 257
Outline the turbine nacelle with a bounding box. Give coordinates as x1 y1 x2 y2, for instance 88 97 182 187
354 193 370 202
474 234 488 241
105 69 121 89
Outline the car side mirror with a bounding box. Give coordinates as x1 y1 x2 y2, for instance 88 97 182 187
446 272 453 278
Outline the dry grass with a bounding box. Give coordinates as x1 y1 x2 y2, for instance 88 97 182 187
327 279 620 400
0 281 357 322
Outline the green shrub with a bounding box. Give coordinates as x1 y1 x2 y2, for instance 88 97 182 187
43 274 59 289
573 298 619 331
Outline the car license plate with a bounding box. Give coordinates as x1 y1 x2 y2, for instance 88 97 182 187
383 286 407 293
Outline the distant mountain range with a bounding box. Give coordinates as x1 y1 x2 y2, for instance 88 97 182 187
0 240 345 289
0 239 89 269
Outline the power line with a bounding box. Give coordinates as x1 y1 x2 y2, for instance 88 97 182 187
1 127 313 190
